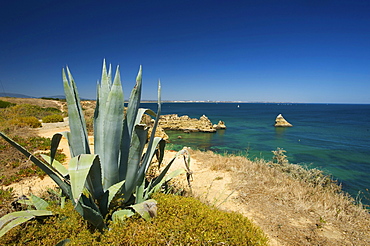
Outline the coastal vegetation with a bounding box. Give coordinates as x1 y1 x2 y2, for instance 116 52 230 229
41 114 64 123
0 65 369 244
0 192 268 245
0 98 64 131
191 149 370 245
0 98 67 188
1 96 369 244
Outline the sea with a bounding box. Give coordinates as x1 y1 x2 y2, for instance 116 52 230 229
142 102 370 204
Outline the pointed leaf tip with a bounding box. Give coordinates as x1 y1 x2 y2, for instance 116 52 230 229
136 65 142 82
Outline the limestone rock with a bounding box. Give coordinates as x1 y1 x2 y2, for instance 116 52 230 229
274 114 293 127
141 114 169 141
159 114 221 133
213 120 227 130
142 113 226 136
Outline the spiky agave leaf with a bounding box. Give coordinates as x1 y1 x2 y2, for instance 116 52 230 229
134 81 163 203
148 148 190 195
98 66 124 190
119 66 143 181
69 154 103 204
40 154 68 177
94 61 110 160
62 68 90 157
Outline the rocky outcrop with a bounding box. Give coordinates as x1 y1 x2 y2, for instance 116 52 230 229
141 114 169 141
142 114 226 141
274 114 293 127
213 120 227 130
159 114 225 133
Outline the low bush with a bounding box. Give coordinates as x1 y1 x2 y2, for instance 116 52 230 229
1 104 62 121
0 102 63 132
42 114 64 123
0 192 268 245
7 116 41 128
0 100 15 108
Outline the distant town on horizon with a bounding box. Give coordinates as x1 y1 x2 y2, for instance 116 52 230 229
0 92 368 105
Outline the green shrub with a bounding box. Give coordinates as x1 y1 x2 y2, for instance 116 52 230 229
102 193 269 245
8 116 41 128
0 193 268 245
0 100 15 108
1 104 62 121
43 107 62 114
42 114 64 123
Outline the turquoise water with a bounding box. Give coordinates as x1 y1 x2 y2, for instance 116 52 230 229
142 103 370 201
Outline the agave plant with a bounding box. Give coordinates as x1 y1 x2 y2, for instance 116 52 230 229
0 61 191 236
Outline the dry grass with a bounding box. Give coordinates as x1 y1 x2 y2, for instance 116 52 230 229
0 97 64 109
190 149 370 246
0 98 67 188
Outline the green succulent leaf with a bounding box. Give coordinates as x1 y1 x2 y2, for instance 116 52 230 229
99 66 124 190
112 209 135 222
150 149 189 191
30 194 49 210
50 132 63 163
77 195 106 230
94 60 111 161
69 154 101 203
62 68 90 156
126 65 142 136
131 199 157 221
120 124 148 202
149 168 187 197
55 239 71 246
118 66 143 180
40 154 68 177
0 210 52 237
101 180 125 216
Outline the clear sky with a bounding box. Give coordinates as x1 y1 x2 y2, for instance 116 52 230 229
1 0 369 103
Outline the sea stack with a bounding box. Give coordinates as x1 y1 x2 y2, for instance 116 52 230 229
274 114 293 127
213 120 227 130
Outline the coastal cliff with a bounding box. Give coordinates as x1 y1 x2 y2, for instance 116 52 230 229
159 114 226 133
143 114 226 141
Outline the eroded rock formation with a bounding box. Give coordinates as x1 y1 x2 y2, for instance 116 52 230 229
142 114 226 141
159 114 225 133
274 114 293 127
213 120 227 130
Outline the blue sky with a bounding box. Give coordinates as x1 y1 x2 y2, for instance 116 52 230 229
1 0 369 103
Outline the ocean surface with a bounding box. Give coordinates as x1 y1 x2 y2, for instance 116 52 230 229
142 103 370 203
